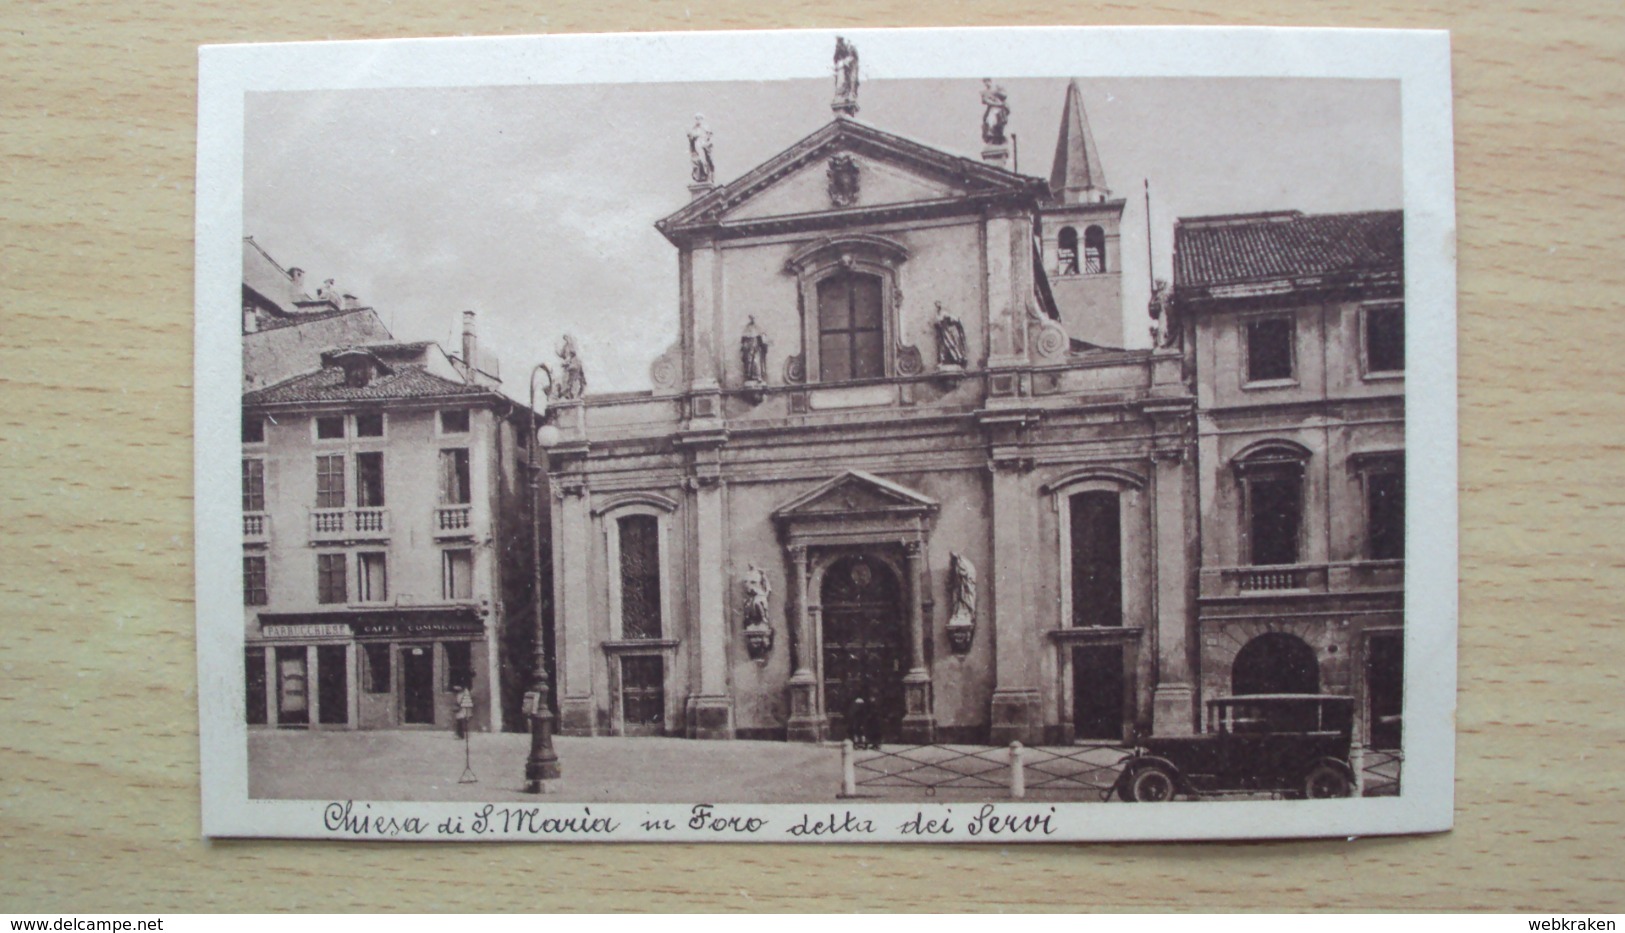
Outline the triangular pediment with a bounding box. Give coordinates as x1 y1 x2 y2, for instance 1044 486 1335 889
658 119 1047 242
724 149 965 221
772 470 938 523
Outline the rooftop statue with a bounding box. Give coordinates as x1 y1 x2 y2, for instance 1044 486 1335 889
832 37 860 113
687 113 715 185
980 79 1010 146
1149 278 1180 349
551 334 586 401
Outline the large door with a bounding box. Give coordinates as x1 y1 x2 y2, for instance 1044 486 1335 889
400 645 436 725
821 555 906 742
1072 644 1126 741
316 644 348 726
1367 632 1403 750
619 655 666 736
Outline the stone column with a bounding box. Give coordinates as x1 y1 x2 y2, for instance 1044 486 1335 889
988 460 1043 745
305 644 320 729
263 647 276 727
685 477 735 738
899 540 937 743
1150 444 1197 735
785 544 822 743
346 642 360 730
555 486 597 735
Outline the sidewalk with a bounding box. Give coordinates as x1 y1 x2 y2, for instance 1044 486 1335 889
248 729 1133 803
249 730 844 802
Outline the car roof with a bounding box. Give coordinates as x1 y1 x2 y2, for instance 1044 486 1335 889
1208 694 1354 703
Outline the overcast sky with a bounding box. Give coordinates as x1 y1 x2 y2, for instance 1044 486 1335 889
244 76 1399 393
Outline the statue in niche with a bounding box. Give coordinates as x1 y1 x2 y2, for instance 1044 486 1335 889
980 79 1010 146
550 334 586 401
933 301 968 368
740 315 767 384
832 37 860 108
741 563 772 630
946 552 977 654
687 113 715 185
1148 278 1179 349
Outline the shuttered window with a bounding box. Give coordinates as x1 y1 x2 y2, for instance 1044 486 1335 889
315 455 345 508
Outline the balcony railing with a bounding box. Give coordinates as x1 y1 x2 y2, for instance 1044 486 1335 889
309 508 390 541
244 512 269 542
1203 560 1403 599
1237 567 1304 591
434 505 474 537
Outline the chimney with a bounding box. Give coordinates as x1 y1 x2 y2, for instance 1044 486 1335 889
342 292 359 310
288 267 305 294
242 302 258 334
461 310 478 374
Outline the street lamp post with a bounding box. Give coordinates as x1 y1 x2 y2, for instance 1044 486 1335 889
525 363 562 791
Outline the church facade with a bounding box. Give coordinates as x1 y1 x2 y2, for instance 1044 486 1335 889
542 83 1203 745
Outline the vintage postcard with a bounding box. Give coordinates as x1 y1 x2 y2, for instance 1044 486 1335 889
195 26 1458 841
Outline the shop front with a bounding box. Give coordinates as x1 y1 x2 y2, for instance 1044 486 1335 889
247 608 494 732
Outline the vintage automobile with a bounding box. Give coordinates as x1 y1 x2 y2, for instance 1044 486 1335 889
1114 694 1358 802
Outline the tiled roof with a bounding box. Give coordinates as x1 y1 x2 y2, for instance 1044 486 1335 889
244 364 490 406
254 306 376 332
1174 210 1402 289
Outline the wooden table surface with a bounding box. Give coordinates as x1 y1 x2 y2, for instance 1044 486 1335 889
2 0 1622 913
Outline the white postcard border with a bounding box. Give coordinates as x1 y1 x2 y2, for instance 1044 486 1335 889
196 25 1457 841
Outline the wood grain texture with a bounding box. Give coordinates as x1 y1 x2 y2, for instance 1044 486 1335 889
2 0 1621 913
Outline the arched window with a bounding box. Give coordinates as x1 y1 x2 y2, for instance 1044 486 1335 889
785 234 908 385
1232 633 1320 695
1069 490 1122 627
817 271 884 382
617 514 662 639
1057 227 1080 276
1083 225 1106 274
1233 442 1310 567
596 493 679 643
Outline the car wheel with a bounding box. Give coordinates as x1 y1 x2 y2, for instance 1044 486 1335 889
1304 764 1352 799
1129 765 1178 803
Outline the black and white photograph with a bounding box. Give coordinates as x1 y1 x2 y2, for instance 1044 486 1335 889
196 27 1458 840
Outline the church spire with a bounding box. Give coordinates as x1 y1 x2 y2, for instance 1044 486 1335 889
1049 80 1109 204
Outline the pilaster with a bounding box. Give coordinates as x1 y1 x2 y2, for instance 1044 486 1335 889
1149 416 1198 736
899 541 936 744
785 544 823 743
686 241 722 391
553 479 596 735
986 430 1043 745
684 433 734 739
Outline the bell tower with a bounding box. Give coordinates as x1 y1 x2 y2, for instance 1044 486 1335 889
1039 80 1127 348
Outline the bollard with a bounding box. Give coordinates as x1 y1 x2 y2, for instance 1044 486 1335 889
842 738 857 797
1008 741 1025 799
1349 742 1365 798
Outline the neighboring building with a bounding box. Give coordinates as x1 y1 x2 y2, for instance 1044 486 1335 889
1173 209 1405 753
542 84 1201 745
241 237 392 390
241 258 537 732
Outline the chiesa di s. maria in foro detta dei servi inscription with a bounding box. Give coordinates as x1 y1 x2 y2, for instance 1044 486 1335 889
239 40 1405 762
